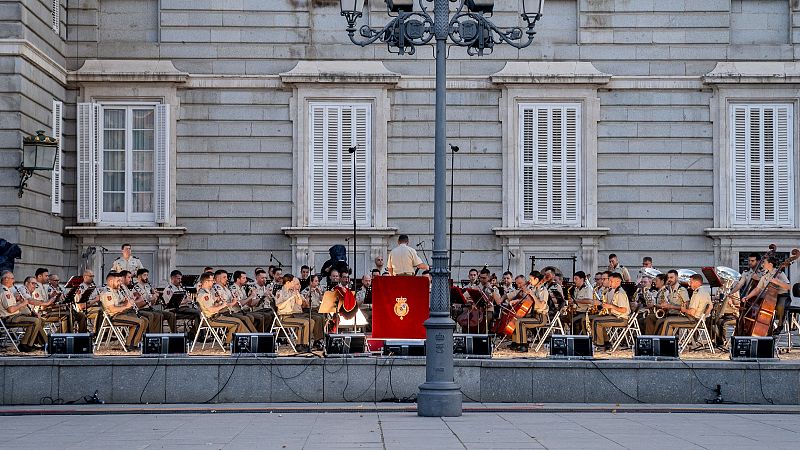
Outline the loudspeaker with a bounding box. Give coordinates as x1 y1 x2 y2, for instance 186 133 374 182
325 333 367 357
548 335 593 358
142 333 186 356
47 333 92 356
634 335 678 359
232 333 276 356
382 339 426 356
731 336 776 360
453 333 492 358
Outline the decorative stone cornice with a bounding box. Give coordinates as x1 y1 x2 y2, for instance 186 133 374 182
279 61 400 85
282 226 397 237
65 226 187 237
491 62 611 85
70 60 188 83
703 62 800 84
493 227 610 237
0 39 67 85
704 228 800 239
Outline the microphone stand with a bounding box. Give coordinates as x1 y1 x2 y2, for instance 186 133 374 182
507 251 515 273
348 145 357 289
417 241 430 267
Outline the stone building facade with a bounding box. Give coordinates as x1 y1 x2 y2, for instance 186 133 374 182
2 0 800 285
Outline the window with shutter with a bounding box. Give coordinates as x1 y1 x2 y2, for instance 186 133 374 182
519 103 581 226
308 103 371 226
729 104 794 227
51 100 63 215
77 103 100 223
51 0 59 34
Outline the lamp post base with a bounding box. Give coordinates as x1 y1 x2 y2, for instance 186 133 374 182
417 382 463 417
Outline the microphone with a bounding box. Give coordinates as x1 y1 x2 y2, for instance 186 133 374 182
269 253 274 263
347 145 357 154
416 241 424 248
449 143 459 153
509 250 516 258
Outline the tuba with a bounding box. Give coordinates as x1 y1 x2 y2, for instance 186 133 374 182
714 266 741 301
677 269 697 287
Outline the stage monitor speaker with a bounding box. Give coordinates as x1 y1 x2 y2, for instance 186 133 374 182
548 335 593 359
142 333 186 356
634 335 678 359
232 333 276 356
731 336 776 360
47 333 92 356
453 333 492 358
325 333 367 357
383 339 426 357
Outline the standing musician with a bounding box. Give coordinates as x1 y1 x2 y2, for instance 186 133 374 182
387 234 428 276
590 273 630 350
570 271 594 335
243 268 277 333
111 243 144 275
650 270 689 335
162 270 200 338
275 274 314 352
195 272 247 346
75 270 101 332
660 274 712 336
211 270 257 333
607 254 632 283
119 270 163 333
99 271 148 349
743 256 791 335
301 274 326 345
510 271 549 353
0 271 47 352
356 274 373 332
135 268 177 333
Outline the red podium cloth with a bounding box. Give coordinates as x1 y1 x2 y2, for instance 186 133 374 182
371 276 429 339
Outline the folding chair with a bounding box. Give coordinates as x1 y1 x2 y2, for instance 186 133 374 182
679 305 714 354
190 311 226 352
533 308 566 352
610 310 643 352
0 317 21 352
94 313 130 352
269 314 299 352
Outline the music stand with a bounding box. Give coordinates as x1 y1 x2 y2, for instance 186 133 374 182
701 267 722 289
165 291 186 310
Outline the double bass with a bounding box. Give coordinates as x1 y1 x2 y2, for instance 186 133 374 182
748 249 799 337
735 244 776 336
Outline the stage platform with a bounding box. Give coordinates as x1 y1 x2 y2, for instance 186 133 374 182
2 354 799 406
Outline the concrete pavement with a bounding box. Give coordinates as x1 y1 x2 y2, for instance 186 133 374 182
1 404 798 449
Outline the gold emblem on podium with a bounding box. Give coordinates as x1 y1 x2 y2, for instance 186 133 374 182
394 296 409 320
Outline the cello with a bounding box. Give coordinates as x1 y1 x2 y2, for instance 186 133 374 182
748 249 799 337
735 244 776 336
494 285 535 337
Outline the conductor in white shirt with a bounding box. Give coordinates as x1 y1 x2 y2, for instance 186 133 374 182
387 235 429 276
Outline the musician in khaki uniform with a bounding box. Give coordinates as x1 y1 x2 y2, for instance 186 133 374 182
75 270 101 332
661 274 712 336
230 270 271 332
0 271 47 352
607 254 632 283
99 272 148 349
651 270 690 335
511 271 549 353
111 243 144 275
275 274 314 352
162 270 200 338
246 269 276 333
743 256 791 335
135 268 177 332
195 272 247 344
591 273 630 349
211 270 257 333
387 234 428 276
570 271 595 335
119 270 163 333
21 275 66 332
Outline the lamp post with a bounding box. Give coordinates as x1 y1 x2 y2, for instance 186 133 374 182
18 130 59 197
339 0 544 417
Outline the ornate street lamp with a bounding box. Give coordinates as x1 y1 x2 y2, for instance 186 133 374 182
18 130 59 197
339 0 545 417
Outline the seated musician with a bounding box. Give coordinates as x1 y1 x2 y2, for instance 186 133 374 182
660 274 711 337
75 270 101 332
275 274 314 352
590 273 630 350
325 269 340 291
230 270 270 333
542 266 565 314
301 274 326 346
465 269 480 290
510 271 549 353
211 270 257 333
195 272 247 345
712 290 739 348
46 273 85 333
478 268 501 326
118 270 163 333
499 271 515 298
99 271 148 349
743 256 791 335
648 270 689 335
500 275 526 311
163 270 201 338
21 275 66 332
570 271 594 335
0 271 47 352
135 268 177 333
356 274 373 332
244 268 277 333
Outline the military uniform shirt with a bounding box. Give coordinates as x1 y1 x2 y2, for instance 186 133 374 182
196 288 215 317
111 256 144 275
387 243 423 276
301 286 322 309
574 284 593 312
666 284 689 314
687 286 712 320
609 288 630 319
755 269 790 295
0 285 19 318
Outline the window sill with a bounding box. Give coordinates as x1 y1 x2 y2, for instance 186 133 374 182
705 228 800 239
282 226 397 237
493 227 610 238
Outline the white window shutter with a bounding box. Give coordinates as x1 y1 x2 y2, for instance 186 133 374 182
51 0 60 34
520 104 581 226
310 105 326 224
154 104 170 224
77 103 100 223
353 106 370 224
50 100 63 214
730 104 794 227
